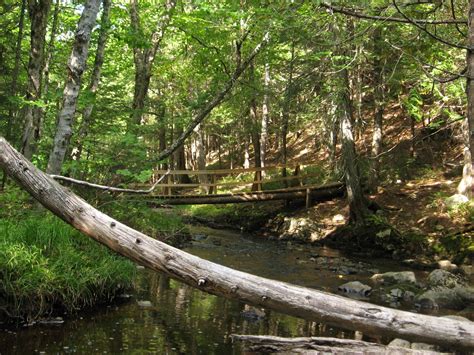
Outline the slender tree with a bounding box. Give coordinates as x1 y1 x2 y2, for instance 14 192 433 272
129 0 176 127
21 0 52 159
46 0 101 174
74 0 112 162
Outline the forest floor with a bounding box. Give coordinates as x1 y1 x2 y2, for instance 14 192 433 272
189 104 473 265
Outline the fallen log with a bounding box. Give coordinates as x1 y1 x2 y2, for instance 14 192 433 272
154 184 344 205
0 136 473 351
231 335 447 354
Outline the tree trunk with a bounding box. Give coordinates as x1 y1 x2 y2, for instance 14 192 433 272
174 126 191 184
74 0 111 162
1 0 26 190
46 0 101 175
129 0 176 126
340 68 370 226
41 0 60 112
458 0 474 197
281 42 294 187
368 27 384 193
0 136 473 351
195 124 208 194
260 62 270 173
21 0 51 160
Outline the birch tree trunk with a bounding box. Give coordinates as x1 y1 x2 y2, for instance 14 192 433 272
21 0 51 160
129 0 176 127
458 0 474 197
74 0 111 162
46 0 101 175
0 136 473 351
260 62 270 174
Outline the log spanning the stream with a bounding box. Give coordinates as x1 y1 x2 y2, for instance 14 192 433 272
0 136 473 351
150 183 344 205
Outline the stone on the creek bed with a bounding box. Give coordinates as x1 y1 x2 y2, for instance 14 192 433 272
192 234 207 241
411 342 438 351
137 300 153 308
427 269 464 288
415 287 469 310
338 281 372 297
371 271 416 285
389 288 403 299
388 338 411 349
437 259 458 272
460 264 474 277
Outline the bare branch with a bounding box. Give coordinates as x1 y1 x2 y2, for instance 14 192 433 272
392 0 468 49
50 170 171 194
321 3 467 25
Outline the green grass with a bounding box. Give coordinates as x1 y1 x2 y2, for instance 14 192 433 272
0 214 136 323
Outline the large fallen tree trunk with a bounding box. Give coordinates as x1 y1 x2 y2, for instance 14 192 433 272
154 184 344 205
231 335 445 354
0 136 473 350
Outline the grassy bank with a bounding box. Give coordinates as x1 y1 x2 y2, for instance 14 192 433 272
0 213 135 323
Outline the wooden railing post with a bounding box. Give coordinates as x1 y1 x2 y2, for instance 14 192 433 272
306 188 311 208
167 174 172 196
256 170 262 191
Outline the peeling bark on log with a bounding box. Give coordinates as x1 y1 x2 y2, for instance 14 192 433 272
0 136 473 351
231 335 446 354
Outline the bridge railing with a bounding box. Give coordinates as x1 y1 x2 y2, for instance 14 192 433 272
151 163 323 196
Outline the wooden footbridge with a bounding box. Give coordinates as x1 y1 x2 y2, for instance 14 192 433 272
145 164 344 206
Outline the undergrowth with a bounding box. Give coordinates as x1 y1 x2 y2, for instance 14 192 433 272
0 214 135 324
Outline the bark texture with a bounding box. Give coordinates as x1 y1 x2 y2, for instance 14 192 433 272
458 0 474 197
21 0 51 159
74 0 111 161
260 62 270 172
0 136 473 351
1 0 26 190
340 68 370 225
46 0 101 174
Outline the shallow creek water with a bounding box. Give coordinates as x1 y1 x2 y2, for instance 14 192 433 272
1 226 438 354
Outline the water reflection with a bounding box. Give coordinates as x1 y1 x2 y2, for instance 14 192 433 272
0 227 411 354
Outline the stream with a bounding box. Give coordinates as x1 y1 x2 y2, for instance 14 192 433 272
0 226 444 354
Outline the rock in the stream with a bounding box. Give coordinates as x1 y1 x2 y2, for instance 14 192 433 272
411 342 438 351
192 234 207 241
388 338 411 349
415 287 469 310
437 260 458 272
371 271 417 285
427 269 464 288
460 264 474 277
338 281 372 297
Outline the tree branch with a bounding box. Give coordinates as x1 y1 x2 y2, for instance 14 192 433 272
320 3 467 25
156 31 270 162
391 0 468 50
50 170 170 194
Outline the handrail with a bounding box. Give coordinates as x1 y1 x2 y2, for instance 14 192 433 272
153 162 316 175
